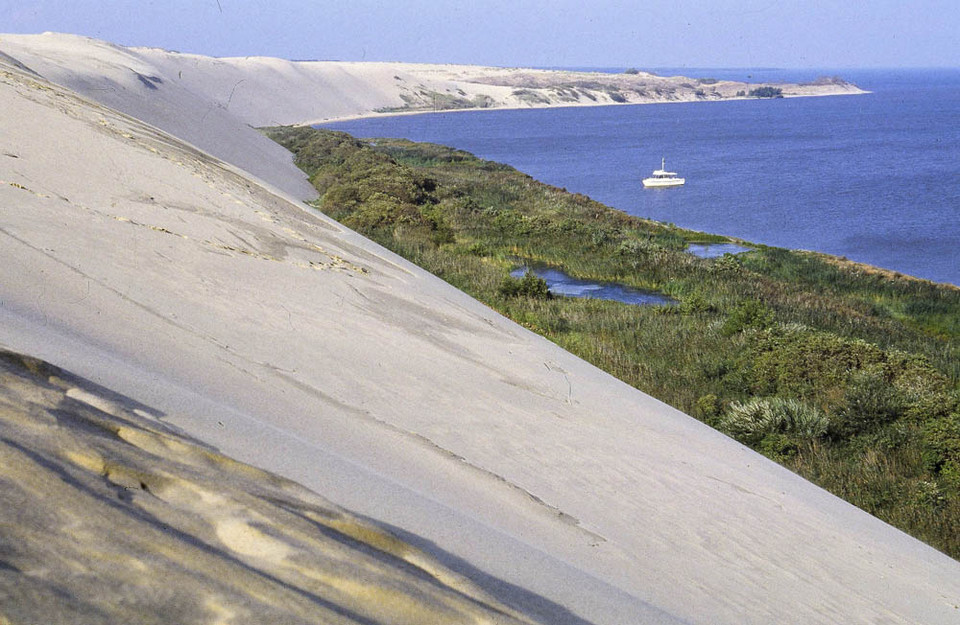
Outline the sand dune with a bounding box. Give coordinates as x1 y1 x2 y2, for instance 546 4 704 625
0 33 864 201
1 35 957 625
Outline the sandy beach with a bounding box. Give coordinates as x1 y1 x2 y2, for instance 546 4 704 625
1 33 957 625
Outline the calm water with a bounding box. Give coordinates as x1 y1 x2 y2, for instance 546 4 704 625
323 69 960 285
686 243 753 258
510 264 675 306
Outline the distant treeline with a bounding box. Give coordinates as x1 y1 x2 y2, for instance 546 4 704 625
749 86 784 98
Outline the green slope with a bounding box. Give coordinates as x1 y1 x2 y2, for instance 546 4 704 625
265 125 960 559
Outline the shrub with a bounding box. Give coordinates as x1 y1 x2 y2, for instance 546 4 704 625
914 480 948 510
921 412 960 488
830 368 904 438
749 86 783 98
343 192 418 231
617 238 653 257
322 183 361 212
679 292 715 314
710 253 744 275
471 94 495 108
512 89 551 105
695 394 721 422
464 241 488 256
745 327 877 398
498 272 551 299
721 300 774 335
759 433 800 459
720 397 829 445
894 366 955 422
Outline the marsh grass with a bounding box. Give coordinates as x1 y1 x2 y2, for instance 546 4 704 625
265 125 960 558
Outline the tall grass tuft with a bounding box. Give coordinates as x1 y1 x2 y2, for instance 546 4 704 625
721 397 830 445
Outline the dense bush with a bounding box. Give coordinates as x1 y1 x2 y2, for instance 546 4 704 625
741 326 953 419
922 412 960 489
721 300 774 335
498 272 551 299
749 86 784 98
830 368 904 438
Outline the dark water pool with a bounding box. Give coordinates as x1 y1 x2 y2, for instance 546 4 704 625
511 265 675 306
686 242 753 258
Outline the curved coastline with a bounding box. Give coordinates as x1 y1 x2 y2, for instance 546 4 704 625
0 32 866 198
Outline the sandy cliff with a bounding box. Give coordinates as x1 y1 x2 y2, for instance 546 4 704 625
1 35 955 625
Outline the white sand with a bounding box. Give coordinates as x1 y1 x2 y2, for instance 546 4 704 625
0 34 957 625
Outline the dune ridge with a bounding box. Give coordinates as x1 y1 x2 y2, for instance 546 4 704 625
1 35 957 625
0 32 864 200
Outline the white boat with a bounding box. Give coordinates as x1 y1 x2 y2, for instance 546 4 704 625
642 158 685 187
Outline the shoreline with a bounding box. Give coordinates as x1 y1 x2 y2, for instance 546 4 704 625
304 92 960 289
302 89 869 126
0 32 868 200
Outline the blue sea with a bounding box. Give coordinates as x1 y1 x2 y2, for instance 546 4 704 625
322 69 960 286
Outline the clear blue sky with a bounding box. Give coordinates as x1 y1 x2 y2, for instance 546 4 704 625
4 0 958 68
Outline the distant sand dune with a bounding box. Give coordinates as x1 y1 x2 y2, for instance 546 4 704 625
0 33 864 200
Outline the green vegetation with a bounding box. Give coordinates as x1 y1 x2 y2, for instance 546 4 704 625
801 76 850 87
499 271 552 299
720 397 829 447
512 89 552 105
375 90 495 114
749 86 784 98
264 125 960 559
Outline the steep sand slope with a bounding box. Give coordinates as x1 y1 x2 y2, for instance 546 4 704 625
1 45 958 625
0 33 319 200
0 32 864 201
0 349 542 625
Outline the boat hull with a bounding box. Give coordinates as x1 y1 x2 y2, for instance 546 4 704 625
642 177 685 188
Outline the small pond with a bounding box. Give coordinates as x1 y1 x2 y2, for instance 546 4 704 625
686 242 753 258
511 265 675 306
